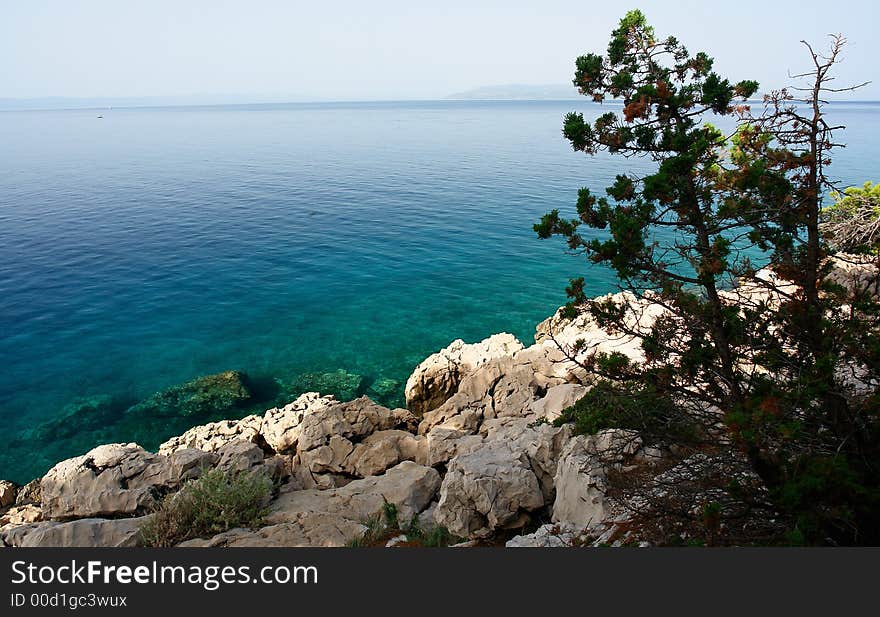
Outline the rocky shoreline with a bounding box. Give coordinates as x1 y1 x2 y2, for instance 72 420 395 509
2 256 876 548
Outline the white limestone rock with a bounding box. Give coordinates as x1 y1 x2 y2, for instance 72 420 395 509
295 397 418 478
0 480 17 508
505 523 585 548
551 430 643 531
434 443 544 539
159 415 264 455
9 517 148 548
40 443 212 520
268 461 440 528
178 513 368 548
260 392 337 454
530 383 589 422
405 333 524 415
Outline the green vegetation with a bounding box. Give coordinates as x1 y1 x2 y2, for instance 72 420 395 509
554 381 693 444
822 181 880 253
538 10 880 545
139 468 272 547
347 503 460 548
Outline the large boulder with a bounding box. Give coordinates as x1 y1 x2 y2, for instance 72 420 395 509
417 360 505 435
0 480 17 508
417 351 568 435
0 504 42 527
345 430 427 477
434 443 544 539
424 427 484 467
295 398 417 477
260 392 337 454
826 253 880 298
530 383 589 422
269 461 440 527
405 333 524 415
159 415 264 455
8 517 148 548
481 417 573 501
534 291 665 365
214 441 265 474
551 430 643 531
40 443 214 520
15 479 41 506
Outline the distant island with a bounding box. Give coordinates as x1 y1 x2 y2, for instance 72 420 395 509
445 84 581 100
1 87 581 112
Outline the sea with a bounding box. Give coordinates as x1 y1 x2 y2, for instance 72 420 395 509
1 99 877 482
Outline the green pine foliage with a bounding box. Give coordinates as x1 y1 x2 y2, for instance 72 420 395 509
538 10 880 545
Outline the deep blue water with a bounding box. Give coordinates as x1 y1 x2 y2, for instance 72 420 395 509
1 100 877 482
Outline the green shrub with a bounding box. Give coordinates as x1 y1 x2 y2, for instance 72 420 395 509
774 454 880 545
554 380 696 443
139 467 272 547
421 526 457 547
382 502 399 527
822 181 880 253
347 507 460 548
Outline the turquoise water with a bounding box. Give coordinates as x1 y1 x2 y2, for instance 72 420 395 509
1 100 877 483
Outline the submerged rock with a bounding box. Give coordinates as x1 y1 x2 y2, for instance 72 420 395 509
126 370 253 419
29 395 117 443
279 369 366 403
366 377 402 406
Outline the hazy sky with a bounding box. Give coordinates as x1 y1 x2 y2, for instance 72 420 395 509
2 0 878 101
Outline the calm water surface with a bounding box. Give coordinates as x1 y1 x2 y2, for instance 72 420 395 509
1 100 876 481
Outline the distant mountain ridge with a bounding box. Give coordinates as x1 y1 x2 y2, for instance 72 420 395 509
446 84 580 100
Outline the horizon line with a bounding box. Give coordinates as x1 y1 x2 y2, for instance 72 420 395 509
3 96 880 113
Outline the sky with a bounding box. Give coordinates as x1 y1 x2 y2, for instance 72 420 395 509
2 0 878 102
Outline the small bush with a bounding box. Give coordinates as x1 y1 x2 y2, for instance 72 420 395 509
139 467 272 547
382 502 399 527
347 507 460 548
421 526 457 547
